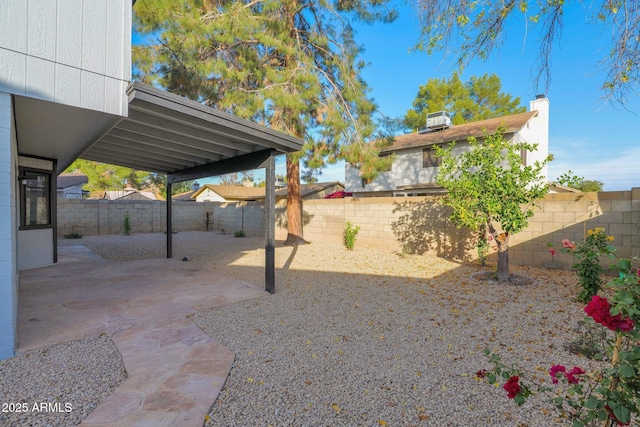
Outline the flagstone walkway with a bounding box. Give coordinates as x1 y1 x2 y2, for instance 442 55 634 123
18 245 267 427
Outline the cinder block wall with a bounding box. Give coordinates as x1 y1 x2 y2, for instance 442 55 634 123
58 189 640 270
58 200 214 236
509 189 640 269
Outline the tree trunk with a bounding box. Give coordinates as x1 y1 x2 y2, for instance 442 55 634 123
284 154 308 246
496 234 510 282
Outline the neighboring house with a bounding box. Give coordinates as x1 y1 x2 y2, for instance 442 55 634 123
57 173 88 199
103 188 158 201
345 96 550 197
171 182 201 202
172 190 197 201
191 182 344 202
274 181 344 200
548 184 582 194
192 184 266 202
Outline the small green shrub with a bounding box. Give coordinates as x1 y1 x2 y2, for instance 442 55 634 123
63 231 83 239
234 230 245 238
343 222 360 250
123 211 131 236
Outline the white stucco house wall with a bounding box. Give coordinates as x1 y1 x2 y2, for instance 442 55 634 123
345 96 550 196
0 0 132 359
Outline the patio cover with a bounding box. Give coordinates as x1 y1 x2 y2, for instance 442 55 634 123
82 82 303 293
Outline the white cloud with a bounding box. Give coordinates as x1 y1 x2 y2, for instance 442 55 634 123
548 142 640 190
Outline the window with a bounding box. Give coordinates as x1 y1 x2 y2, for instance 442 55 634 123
380 152 392 172
20 169 51 228
520 147 527 165
422 145 442 168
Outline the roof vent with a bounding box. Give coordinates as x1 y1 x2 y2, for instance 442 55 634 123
425 111 451 131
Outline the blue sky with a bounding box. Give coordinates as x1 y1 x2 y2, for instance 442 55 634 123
136 2 639 190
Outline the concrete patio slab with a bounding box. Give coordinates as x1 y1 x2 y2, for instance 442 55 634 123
18 244 267 427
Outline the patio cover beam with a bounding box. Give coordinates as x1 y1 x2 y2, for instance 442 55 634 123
77 82 303 294
167 149 274 184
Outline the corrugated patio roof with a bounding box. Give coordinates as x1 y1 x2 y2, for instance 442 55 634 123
80 82 303 175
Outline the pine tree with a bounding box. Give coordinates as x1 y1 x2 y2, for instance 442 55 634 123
134 0 397 245
404 73 525 131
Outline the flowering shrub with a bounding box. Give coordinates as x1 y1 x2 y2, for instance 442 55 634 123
324 190 353 199
550 228 617 303
479 257 640 426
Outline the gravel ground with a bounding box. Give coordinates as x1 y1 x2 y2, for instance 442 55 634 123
61 232 605 426
0 335 126 427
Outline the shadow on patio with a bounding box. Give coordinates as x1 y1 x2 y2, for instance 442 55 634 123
18 244 267 427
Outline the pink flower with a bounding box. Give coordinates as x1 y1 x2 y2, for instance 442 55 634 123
503 376 521 399
549 248 556 256
561 239 576 250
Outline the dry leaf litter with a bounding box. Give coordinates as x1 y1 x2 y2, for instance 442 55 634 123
4 232 603 426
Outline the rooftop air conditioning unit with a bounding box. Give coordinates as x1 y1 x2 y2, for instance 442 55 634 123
426 111 452 131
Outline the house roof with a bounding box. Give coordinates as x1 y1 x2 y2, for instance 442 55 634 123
172 190 198 201
382 111 537 153
103 189 157 201
274 181 343 198
192 184 266 201
192 181 344 201
57 173 88 189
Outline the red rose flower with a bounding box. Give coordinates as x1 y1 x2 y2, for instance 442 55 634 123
565 366 585 384
503 376 521 399
549 365 566 384
585 296 635 332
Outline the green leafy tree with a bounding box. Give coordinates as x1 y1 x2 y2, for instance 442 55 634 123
65 159 149 196
404 73 525 131
579 180 604 192
556 170 604 192
435 129 552 281
412 1 639 104
133 0 397 245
